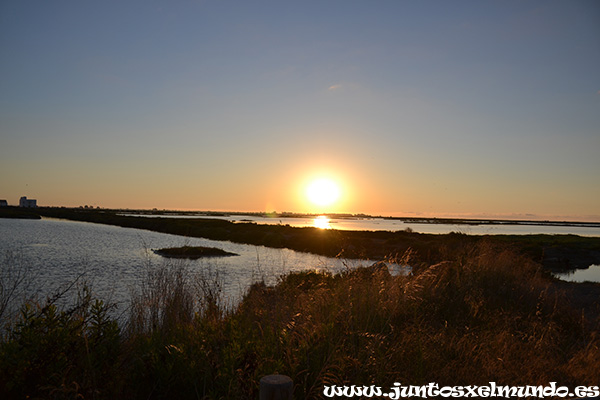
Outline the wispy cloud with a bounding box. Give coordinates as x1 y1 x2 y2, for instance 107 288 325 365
328 84 342 91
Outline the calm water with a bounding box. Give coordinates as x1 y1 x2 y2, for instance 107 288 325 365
0 218 375 317
1 217 598 320
555 265 600 283
122 213 600 237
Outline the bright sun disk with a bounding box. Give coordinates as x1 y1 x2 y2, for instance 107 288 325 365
306 178 340 207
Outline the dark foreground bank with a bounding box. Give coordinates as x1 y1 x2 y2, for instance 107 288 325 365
0 243 598 399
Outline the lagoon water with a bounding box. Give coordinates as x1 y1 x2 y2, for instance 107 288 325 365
555 265 600 283
123 213 600 237
0 218 371 318
1 216 598 319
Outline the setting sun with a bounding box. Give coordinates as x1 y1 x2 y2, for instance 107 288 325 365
306 178 341 207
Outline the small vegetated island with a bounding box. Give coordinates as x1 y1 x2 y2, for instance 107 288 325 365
153 245 238 259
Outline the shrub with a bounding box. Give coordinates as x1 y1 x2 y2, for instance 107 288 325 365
0 286 121 399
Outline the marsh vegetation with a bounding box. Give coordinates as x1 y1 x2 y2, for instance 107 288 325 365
0 241 598 399
153 246 238 259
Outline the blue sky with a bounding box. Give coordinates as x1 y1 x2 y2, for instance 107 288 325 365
1 1 599 220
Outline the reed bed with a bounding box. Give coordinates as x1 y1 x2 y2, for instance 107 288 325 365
0 242 598 399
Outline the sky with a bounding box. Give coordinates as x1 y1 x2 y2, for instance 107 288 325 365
1 0 599 221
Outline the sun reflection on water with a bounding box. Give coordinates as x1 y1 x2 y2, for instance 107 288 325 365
313 215 331 229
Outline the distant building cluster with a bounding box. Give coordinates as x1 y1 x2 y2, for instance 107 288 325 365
19 196 37 208
1 196 37 208
0 196 38 207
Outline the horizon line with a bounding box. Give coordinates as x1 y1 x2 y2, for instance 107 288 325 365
23 204 600 225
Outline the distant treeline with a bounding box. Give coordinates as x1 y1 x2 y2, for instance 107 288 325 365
0 207 41 220
384 215 600 228
25 207 600 272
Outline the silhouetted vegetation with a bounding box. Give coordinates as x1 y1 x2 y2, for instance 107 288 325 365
0 206 41 219
153 246 238 259
0 243 599 399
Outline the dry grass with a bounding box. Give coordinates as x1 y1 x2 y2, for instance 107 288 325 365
1 242 598 399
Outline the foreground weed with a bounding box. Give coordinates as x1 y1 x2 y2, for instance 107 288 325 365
1 243 599 399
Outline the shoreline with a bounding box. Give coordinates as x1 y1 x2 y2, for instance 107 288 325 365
116 208 600 228
17 207 600 273
5 206 598 228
